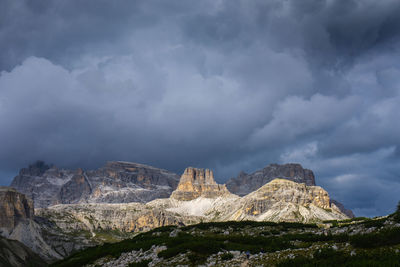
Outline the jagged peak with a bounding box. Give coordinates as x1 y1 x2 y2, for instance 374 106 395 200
171 167 231 201
181 167 216 185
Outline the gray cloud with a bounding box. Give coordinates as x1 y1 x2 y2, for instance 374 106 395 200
1 0 400 217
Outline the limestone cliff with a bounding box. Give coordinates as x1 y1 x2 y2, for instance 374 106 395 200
171 167 232 201
225 163 353 218
0 187 34 232
232 179 349 222
0 187 62 262
39 178 349 240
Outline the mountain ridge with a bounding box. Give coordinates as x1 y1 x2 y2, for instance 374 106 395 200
2 162 354 262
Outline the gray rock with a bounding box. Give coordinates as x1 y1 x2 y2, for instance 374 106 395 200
11 161 180 208
225 163 316 196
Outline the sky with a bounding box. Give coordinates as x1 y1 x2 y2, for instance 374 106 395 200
1 0 400 217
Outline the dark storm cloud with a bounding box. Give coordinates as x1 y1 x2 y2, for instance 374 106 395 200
1 0 400 217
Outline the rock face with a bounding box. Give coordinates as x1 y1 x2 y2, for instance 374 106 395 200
0 187 62 262
171 167 232 201
0 235 47 267
232 179 348 222
330 199 355 218
226 163 316 196
225 163 354 218
11 161 180 208
39 176 349 239
0 187 34 232
37 203 199 234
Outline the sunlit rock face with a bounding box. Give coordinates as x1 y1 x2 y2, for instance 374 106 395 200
225 163 354 218
244 178 331 211
171 167 232 201
225 179 349 223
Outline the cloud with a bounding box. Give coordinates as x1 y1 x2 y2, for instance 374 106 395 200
1 0 400 217
246 94 359 148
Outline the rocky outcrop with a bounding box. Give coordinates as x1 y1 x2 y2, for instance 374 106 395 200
225 163 316 196
225 163 354 218
0 235 47 267
59 169 92 204
11 161 180 208
171 168 232 201
0 187 62 262
242 179 331 212
234 179 347 222
0 187 34 232
330 199 355 218
37 203 200 234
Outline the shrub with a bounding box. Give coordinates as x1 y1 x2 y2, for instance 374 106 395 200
128 259 151 267
221 252 234 260
350 227 400 248
187 253 208 264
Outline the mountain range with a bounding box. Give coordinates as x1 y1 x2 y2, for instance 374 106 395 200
1 160 353 264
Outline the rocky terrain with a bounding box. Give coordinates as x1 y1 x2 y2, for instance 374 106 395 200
0 186 34 232
226 163 316 196
170 167 233 200
226 163 353 218
52 214 400 267
11 161 180 208
10 161 353 218
0 187 62 262
0 235 47 267
38 168 348 242
1 161 356 265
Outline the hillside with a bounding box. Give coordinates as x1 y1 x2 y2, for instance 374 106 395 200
0 235 47 267
51 214 400 267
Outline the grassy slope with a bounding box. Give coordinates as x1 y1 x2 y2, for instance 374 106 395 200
52 217 400 267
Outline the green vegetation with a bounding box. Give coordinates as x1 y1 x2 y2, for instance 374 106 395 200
220 252 234 260
128 259 151 267
51 221 316 267
51 217 400 267
277 249 400 267
322 216 370 226
350 227 400 248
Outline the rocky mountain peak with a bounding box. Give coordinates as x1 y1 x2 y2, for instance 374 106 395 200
19 160 50 177
226 163 316 197
249 179 331 209
182 167 215 185
171 167 232 201
11 160 180 208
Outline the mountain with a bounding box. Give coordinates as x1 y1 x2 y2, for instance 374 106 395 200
225 163 354 218
2 164 353 262
10 161 180 208
38 168 349 241
10 161 352 219
234 179 347 222
226 163 316 196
